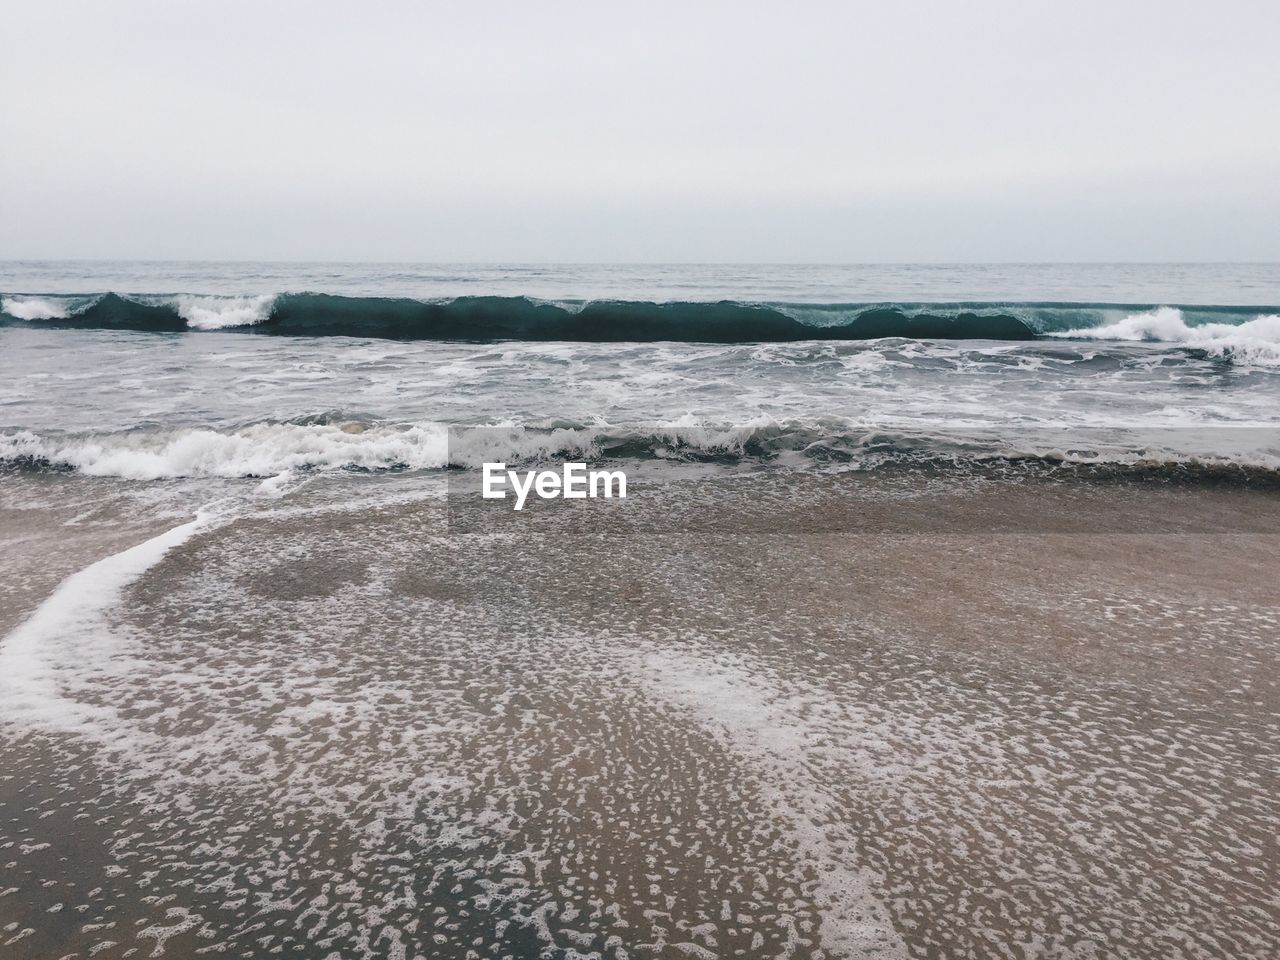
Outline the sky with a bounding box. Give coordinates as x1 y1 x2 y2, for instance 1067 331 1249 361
2 0 1279 262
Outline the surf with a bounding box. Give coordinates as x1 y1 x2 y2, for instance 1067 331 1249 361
6 291 1279 346
1 292 1044 341
1050 306 1280 366
5 418 1279 481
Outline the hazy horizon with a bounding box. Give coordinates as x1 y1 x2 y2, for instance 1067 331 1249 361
4 257 1280 266
4 1 1279 262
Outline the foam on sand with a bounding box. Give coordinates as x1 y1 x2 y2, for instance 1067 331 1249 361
0 511 212 732
636 649 908 959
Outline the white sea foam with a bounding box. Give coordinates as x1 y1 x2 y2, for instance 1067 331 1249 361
1 295 72 320
0 511 211 732
1053 307 1280 366
443 414 802 467
635 649 909 959
0 416 826 481
0 422 450 479
5 414 1279 480
175 294 277 329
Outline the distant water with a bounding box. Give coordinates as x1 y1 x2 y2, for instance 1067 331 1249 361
5 260 1280 302
2 261 1279 481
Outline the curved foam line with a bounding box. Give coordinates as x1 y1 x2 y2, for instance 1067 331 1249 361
0 511 212 732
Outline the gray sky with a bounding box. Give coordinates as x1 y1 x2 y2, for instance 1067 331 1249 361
3 1 1278 262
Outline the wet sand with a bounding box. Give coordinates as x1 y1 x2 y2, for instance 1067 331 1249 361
2 472 1279 959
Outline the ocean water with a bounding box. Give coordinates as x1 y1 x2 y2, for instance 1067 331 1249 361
3 261 1280 482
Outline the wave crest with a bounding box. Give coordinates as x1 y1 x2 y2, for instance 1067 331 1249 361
1 293 1039 342
175 294 277 330
5 293 1280 353
0 296 72 321
5 418 1278 481
0 423 449 480
1053 307 1280 366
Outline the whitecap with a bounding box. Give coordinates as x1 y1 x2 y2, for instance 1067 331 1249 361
0 422 450 480
1 295 73 321
175 294 277 330
1052 307 1280 366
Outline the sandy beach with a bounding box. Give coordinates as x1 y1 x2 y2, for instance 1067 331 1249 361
3 471 1278 959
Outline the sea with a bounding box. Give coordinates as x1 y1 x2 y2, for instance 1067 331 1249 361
2 261 1280 485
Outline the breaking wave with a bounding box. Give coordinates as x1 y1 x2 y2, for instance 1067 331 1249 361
0 293 1043 341
0 293 278 332
175 294 277 330
1 295 73 321
4 417 1278 482
4 292 1278 349
0 422 450 480
1051 307 1280 366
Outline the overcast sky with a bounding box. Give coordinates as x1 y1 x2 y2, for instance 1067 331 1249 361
3 1 1278 262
